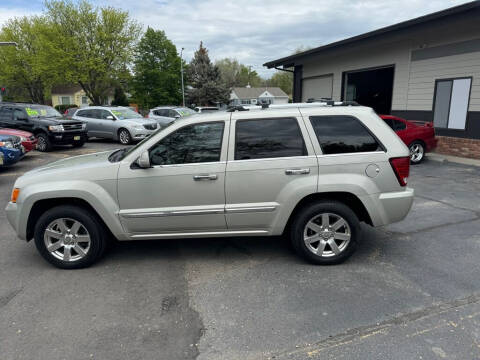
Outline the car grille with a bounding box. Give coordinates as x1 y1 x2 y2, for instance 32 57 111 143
13 139 22 150
63 123 84 131
143 123 157 130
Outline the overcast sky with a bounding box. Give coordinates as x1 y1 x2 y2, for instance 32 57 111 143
0 0 470 77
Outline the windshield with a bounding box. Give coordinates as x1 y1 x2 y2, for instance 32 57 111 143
109 122 174 162
176 107 196 117
110 108 143 120
25 105 62 118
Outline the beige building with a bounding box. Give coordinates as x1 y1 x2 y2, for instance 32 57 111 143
51 85 114 108
265 1 480 158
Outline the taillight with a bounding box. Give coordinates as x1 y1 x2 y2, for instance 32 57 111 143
389 157 410 186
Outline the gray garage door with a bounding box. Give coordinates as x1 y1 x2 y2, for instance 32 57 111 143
302 75 333 101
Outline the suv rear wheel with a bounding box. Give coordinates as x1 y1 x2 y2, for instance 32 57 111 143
290 201 360 265
36 132 52 152
34 205 107 269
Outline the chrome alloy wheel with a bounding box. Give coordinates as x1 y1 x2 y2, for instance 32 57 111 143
44 218 91 262
303 213 351 257
410 143 424 162
119 130 130 144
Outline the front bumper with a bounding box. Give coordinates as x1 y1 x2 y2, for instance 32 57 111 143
130 127 157 140
1 148 22 166
5 201 25 240
48 131 87 145
361 187 414 227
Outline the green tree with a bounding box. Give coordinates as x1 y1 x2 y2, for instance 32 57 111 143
43 0 141 105
131 27 182 110
187 42 229 106
267 71 293 97
0 16 53 103
111 86 129 106
216 58 263 88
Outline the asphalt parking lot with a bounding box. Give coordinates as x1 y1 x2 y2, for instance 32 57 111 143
1 142 479 360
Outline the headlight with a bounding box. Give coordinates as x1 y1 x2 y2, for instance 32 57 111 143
81 123 87 130
20 136 27 142
0 141 14 148
48 125 64 132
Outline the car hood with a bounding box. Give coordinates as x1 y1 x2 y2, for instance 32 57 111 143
0 128 33 137
15 150 119 188
34 116 84 125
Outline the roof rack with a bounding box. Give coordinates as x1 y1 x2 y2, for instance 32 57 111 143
227 100 360 112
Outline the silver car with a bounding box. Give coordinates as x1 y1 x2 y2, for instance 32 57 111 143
148 106 196 128
73 106 159 144
6 102 414 269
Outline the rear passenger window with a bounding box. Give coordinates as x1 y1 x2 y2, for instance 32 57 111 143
310 115 382 155
394 120 406 130
235 118 307 160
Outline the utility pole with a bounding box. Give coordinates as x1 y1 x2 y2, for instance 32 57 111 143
0 42 17 102
180 47 185 107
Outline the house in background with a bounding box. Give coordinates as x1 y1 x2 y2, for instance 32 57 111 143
229 86 289 106
51 85 114 108
264 1 480 159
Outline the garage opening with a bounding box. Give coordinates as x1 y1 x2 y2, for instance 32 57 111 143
343 66 394 114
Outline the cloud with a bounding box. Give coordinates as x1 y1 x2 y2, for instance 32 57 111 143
1 0 471 77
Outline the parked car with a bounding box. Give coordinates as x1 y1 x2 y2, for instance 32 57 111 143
64 107 79 120
0 128 37 153
380 115 437 164
148 106 196 128
0 103 87 152
0 134 23 166
73 106 159 144
6 102 414 269
194 106 219 113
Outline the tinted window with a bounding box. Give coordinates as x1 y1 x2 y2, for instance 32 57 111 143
99 110 112 120
393 120 406 130
0 107 13 121
310 115 381 154
76 109 90 118
14 109 27 121
235 118 307 160
383 118 395 130
168 109 178 118
149 122 224 165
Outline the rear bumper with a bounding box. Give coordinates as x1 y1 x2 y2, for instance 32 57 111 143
22 139 37 152
362 187 414 226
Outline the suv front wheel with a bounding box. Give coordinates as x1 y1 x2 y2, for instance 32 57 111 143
290 201 360 265
36 132 52 152
34 205 107 269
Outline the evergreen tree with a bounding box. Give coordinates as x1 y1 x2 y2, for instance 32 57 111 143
187 42 229 106
111 87 129 106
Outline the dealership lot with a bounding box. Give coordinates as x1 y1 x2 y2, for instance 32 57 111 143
1 142 479 360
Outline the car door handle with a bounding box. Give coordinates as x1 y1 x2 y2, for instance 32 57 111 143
285 168 310 175
193 174 218 181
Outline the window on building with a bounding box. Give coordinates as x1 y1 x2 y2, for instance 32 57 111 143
149 122 224 165
60 96 71 105
433 78 471 130
81 96 88 105
241 99 251 105
235 117 307 160
310 115 382 154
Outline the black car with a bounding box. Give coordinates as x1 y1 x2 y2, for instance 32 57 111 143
0 103 87 151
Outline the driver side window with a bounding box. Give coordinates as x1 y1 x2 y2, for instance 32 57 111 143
149 122 224 166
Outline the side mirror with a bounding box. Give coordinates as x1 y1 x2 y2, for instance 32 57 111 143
137 150 151 168
106 115 115 120
174 115 181 119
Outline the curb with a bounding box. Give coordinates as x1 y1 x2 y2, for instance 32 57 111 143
426 153 480 167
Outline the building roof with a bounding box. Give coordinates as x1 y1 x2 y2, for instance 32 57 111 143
232 87 288 98
264 1 480 69
51 84 83 94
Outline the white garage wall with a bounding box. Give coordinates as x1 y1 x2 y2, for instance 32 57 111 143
302 75 333 101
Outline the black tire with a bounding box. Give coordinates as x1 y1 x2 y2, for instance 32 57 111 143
36 132 52 152
118 128 131 145
72 140 85 148
409 141 425 165
290 201 360 265
34 205 107 269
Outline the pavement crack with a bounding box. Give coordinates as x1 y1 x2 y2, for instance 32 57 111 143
273 292 480 359
0 288 22 308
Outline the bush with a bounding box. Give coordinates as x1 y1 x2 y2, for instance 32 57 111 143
55 104 77 113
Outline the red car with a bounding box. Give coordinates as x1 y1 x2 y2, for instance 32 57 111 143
0 128 37 153
380 115 437 164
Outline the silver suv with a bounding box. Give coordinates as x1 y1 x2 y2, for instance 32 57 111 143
148 106 196 128
6 103 414 269
73 106 159 144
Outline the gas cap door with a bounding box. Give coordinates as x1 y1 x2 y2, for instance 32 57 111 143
365 163 380 178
